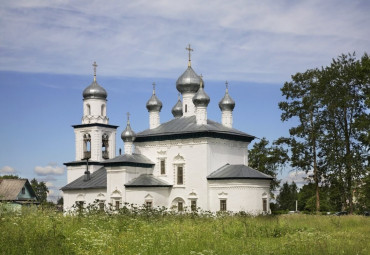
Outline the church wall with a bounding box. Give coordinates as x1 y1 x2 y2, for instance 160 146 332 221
63 189 106 212
208 179 270 214
207 138 249 175
125 188 171 207
135 138 209 210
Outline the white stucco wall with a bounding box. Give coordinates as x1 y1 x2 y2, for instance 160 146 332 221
63 189 106 212
125 188 171 207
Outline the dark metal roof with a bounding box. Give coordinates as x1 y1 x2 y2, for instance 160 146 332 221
135 116 255 142
207 164 273 180
102 154 154 167
0 179 37 201
125 174 172 187
61 167 107 191
72 123 119 129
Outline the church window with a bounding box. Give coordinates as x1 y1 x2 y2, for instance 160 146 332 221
185 104 188 113
220 199 227 211
86 104 91 115
146 201 152 208
262 198 267 212
178 201 183 212
21 187 25 194
191 200 197 211
83 134 91 159
99 201 104 211
101 104 105 116
177 166 184 185
160 159 166 175
102 133 109 159
115 200 120 210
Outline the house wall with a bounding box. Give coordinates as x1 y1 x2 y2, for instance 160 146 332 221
208 179 271 214
17 185 34 200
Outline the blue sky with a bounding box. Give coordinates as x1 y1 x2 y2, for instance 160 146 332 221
1 0 369 201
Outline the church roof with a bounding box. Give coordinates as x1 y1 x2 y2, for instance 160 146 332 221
102 154 154 167
125 174 172 187
207 164 273 180
135 116 255 142
61 167 107 191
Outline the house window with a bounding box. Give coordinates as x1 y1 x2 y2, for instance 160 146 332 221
177 166 183 185
21 187 25 194
178 201 183 212
191 200 197 211
263 198 267 212
115 201 120 210
146 201 152 208
160 159 166 175
220 199 227 211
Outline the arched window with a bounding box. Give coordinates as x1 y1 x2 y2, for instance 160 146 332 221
86 104 91 115
102 133 109 159
83 134 91 159
101 104 105 116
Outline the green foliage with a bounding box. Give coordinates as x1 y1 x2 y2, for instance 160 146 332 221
30 178 49 203
249 137 288 194
277 181 298 211
0 207 369 255
0 175 20 179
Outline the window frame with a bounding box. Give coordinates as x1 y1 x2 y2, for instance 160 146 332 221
220 199 227 211
177 165 184 185
178 201 183 212
160 159 166 175
191 200 197 211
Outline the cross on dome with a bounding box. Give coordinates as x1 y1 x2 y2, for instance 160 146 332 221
92 61 98 81
127 112 130 123
225 81 229 91
152 82 156 94
186 44 194 67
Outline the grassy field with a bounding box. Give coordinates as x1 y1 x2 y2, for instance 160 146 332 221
0 206 369 255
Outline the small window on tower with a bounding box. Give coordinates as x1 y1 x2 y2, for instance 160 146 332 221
86 104 91 115
185 104 188 113
160 159 166 175
101 104 105 116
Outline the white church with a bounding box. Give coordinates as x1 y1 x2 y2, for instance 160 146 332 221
61 47 272 214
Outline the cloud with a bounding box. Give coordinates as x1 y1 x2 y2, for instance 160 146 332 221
282 170 314 186
0 1 369 84
0 166 16 174
34 164 65 176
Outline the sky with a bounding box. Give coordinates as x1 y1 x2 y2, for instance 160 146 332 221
0 0 369 201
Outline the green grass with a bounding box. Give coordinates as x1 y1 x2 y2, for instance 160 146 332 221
0 207 369 255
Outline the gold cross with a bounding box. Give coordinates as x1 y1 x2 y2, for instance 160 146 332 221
92 61 98 81
186 44 193 67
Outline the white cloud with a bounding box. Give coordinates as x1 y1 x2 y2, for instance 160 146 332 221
0 0 369 83
0 166 16 174
34 164 65 176
282 170 314 186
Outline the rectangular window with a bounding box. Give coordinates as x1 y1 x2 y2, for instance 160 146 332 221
21 187 25 194
178 202 183 212
99 201 104 211
220 199 227 211
262 198 267 212
115 201 120 210
146 201 152 208
177 166 183 185
160 159 166 175
191 200 197 211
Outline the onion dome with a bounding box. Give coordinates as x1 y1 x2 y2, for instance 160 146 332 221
192 78 210 107
83 61 107 100
218 81 235 111
121 113 136 142
176 66 202 94
146 82 163 112
171 94 183 118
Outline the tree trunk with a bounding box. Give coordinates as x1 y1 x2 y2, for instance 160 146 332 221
310 110 320 213
343 108 353 214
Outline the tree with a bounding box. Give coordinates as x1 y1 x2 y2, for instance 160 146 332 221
276 181 298 211
0 175 20 179
30 178 49 203
278 68 324 212
248 137 288 195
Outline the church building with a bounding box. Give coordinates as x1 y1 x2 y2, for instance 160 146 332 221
61 46 273 214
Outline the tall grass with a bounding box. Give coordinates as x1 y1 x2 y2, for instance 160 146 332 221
0 205 369 255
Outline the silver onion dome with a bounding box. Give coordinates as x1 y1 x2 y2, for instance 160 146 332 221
83 62 107 100
192 78 210 107
218 82 235 111
146 83 163 112
176 66 202 94
83 80 107 99
171 94 183 118
121 113 136 142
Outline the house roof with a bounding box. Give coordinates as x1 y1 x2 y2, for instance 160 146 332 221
135 116 255 142
0 179 37 201
207 164 273 180
125 174 172 187
102 153 154 167
61 167 107 191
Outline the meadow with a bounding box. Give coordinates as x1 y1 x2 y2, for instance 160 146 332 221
0 206 369 255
